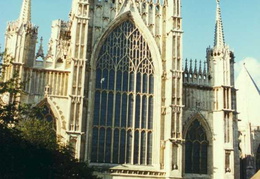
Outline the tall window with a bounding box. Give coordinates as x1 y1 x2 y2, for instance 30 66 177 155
185 119 208 174
91 20 154 165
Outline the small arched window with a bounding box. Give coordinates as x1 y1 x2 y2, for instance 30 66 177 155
38 104 56 131
185 119 208 174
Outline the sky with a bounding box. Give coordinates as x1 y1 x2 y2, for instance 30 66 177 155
0 0 260 85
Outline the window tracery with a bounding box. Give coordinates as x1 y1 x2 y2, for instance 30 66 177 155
185 119 208 174
91 20 154 165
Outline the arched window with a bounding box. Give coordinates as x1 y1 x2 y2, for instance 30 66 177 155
256 144 260 171
185 119 208 174
91 20 154 165
38 104 56 131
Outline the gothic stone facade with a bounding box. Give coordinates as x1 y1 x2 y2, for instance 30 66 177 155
2 0 239 178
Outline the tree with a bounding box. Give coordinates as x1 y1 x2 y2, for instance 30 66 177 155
0 77 98 178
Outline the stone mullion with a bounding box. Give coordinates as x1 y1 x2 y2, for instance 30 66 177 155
111 67 117 163
124 69 130 163
145 94 149 166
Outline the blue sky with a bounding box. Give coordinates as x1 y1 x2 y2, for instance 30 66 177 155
0 0 260 84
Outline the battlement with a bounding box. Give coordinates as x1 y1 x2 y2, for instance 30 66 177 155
183 58 210 86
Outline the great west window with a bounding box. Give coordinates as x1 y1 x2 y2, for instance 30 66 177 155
91 20 154 165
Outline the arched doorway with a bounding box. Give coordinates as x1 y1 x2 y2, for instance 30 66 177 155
185 119 208 174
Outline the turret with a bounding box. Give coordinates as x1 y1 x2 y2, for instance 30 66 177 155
206 1 239 178
4 0 37 78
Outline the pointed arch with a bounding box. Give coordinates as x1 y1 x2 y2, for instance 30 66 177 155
90 10 162 76
183 113 212 175
183 113 212 142
37 98 63 136
88 15 161 165
185 119 208 174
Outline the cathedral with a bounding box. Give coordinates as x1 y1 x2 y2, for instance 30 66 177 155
1 0 247 178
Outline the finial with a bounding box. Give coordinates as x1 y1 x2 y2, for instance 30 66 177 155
214 0 225 48
19 0 31 23
194 59 197 74
189 59 193 73
199 60 202 74
184 58 188 72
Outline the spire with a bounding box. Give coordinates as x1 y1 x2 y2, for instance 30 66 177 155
19 0 31 23
214 0 225 48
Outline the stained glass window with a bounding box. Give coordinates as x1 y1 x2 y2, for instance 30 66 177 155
91 20 154 165
185 119 208 174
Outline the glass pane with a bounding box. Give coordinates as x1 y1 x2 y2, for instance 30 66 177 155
136 73 141 93
91 128 98 162
98 128 105 162
96 68 102 89
113 129 119 163
128 94 134 127
116 71 122 91
120 129 126 163
121 93 127 127
101 69 108 89
142 96 147 129
129 72 135 92
105 128 112 163
135 95 140 128
109 70 115 90
107 93 113 126
149 74 154 94
126 130 132 163
122 71 128 91
147 132 152 165
143 73 148 93
93 92 100 125
100 92 107 126
134 130 139 164
148 96 153 129
141 131 146 165
115 93 121 127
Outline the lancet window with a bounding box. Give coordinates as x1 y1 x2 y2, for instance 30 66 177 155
91 20 154 165
185 119 208 174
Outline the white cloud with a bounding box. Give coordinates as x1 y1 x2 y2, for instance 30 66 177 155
235 57 260 88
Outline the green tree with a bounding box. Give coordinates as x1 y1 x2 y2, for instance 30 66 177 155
0 77 98 178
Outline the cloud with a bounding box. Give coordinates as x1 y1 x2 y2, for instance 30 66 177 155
235 57 260 88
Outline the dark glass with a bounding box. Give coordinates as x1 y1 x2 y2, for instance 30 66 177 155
113 129 119 163
134 130 139 164
105 128 112 163
135 95 140 128
109 70 115 90
107 93 113 126
93 92 100 125
98 128 105 162
185 119 208 174
91 128 98 162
